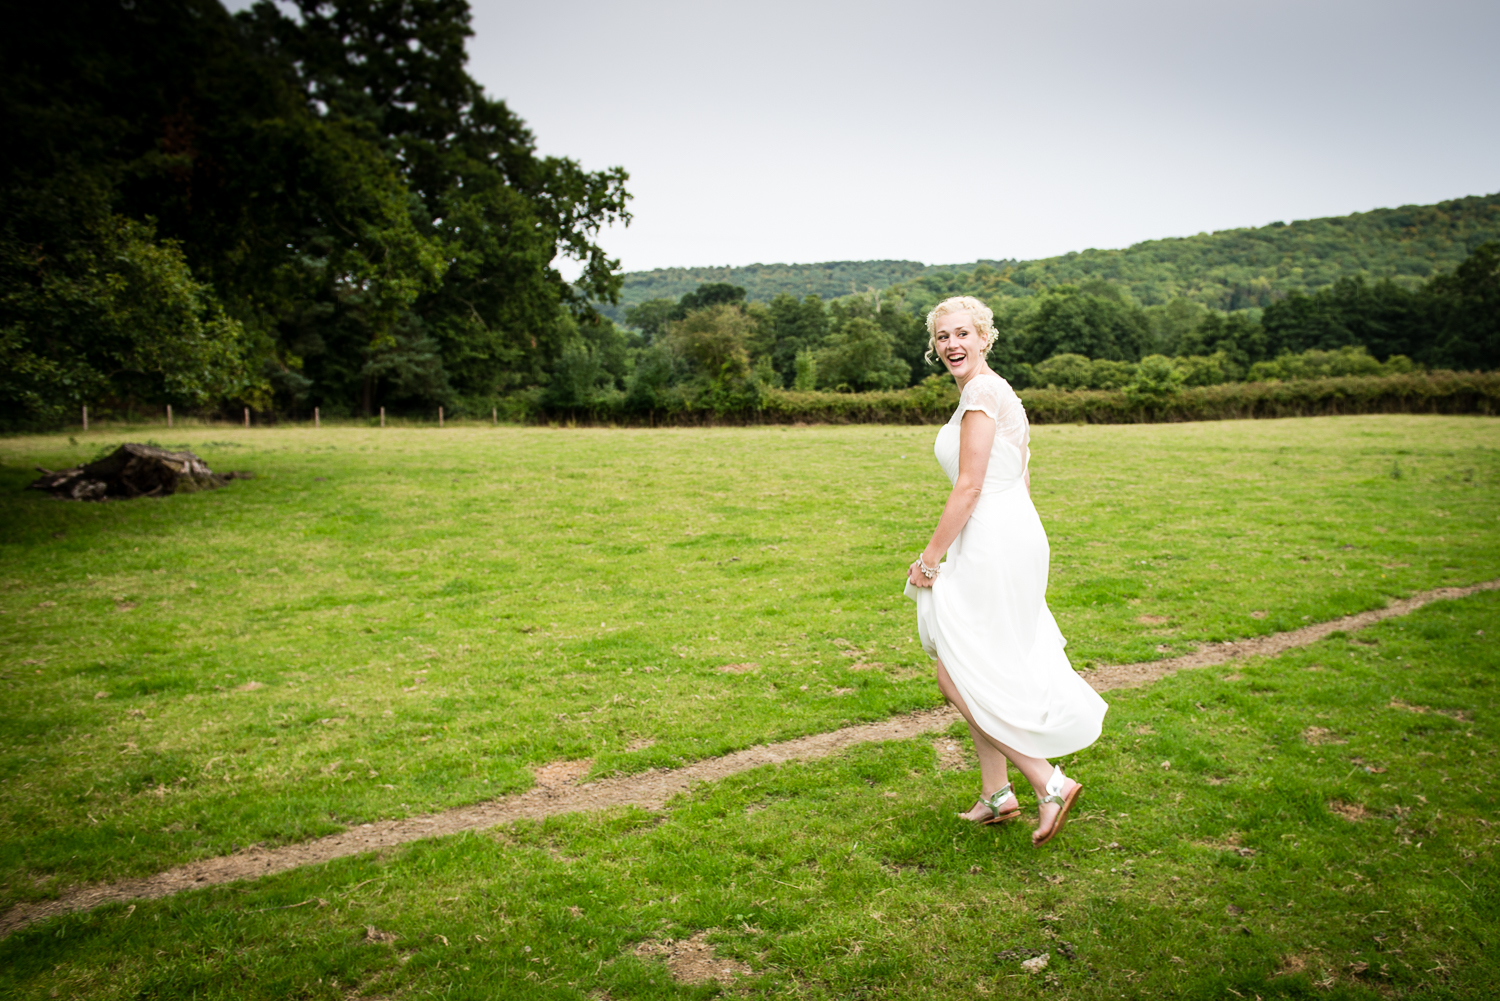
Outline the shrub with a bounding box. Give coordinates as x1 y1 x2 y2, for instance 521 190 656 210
1033 353 1095 390
1021 371 1498 424
504 370 1498 426
1124 354 1185 405
1173 352 1234 386
1247 345 1407 381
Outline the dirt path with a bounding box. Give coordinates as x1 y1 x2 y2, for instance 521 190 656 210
4 579 1494 938
1086 580 1498 690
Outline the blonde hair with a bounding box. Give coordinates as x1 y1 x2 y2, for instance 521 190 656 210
924 296 997 366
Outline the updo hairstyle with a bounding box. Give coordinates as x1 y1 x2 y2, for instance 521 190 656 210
924 295 997 366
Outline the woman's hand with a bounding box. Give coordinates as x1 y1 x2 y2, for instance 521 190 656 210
907 559 936 589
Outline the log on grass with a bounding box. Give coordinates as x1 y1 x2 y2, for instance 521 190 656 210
27 443 252 501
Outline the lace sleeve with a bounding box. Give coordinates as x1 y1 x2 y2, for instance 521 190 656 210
959 374 1030 466
957 376 1004 422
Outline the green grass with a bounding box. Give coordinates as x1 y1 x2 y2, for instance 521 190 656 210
0 414 1497 997
1 589 1495 999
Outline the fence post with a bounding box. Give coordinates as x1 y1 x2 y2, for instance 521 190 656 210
439 406 444 427
315 406 320 429
492 406 497 426
166 404 173 428
380 406 385 428
244 407 250 428
82 405 88 431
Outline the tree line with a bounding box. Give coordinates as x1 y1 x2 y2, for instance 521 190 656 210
589 241 1496 416
1 0 629 430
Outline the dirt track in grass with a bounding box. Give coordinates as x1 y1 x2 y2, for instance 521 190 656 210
4 579 1495 938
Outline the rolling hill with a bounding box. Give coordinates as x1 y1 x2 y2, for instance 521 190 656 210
607 191 1500 317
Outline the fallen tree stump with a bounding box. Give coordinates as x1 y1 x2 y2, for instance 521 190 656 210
28 443 252 501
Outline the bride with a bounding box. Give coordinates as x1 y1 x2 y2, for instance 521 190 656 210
904 296 1107 846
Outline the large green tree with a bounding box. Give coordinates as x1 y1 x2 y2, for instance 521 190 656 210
817 318 909 392
1018 286 1154 363
1420 241 1499 370
0 0 385 426
242 0 632 411
759 293 830 387
0 0 630 427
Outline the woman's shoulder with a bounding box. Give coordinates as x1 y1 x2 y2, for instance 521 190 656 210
961 371 1016 399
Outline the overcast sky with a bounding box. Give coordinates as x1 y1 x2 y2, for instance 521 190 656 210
232 0 1500 273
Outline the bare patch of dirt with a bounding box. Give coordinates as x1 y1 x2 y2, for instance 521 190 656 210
633 931 750 984
1302 726 1346 746
717 662 759 674
1275 954 1309 976
5 579 1493 939
933 737 971 771
533 759 593 788
1329 800 1369 822
1389 698 1472 721
1136 615 1170 625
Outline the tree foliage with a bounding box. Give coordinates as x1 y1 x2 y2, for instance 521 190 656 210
0 0 630 428
817 318 910 392
596 241 1495 420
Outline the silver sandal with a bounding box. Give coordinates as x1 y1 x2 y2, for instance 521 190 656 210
966 783 1020 825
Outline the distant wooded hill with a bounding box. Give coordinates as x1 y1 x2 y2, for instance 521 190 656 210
609 260 937 319
607 192 1500 318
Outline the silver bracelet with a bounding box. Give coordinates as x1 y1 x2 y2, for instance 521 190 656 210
913 554 940 579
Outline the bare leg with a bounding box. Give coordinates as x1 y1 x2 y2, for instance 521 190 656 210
936 658 1079 840
953 715 1015 822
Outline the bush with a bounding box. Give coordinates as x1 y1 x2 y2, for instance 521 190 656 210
1021 371 1499 424
1247 345 1399 381
1124 354 1185 406
1174 352 1233 386
1032 353 1095 390
1033 353 1138 390
499 370 1498 426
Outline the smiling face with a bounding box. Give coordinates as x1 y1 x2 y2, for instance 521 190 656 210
933 311 988 382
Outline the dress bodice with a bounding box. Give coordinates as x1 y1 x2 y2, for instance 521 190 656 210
933 372 1030 492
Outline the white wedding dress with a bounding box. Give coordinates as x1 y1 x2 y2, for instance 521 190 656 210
905 373 1107 759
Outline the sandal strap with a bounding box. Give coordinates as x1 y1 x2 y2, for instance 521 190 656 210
1036 765 1068 806
981 783 1016 817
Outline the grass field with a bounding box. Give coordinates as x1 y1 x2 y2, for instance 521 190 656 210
1 415 1497 998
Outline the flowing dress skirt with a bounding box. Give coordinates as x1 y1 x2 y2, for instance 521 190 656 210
906 480 1107 759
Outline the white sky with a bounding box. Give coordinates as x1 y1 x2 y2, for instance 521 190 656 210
230 0 1500 274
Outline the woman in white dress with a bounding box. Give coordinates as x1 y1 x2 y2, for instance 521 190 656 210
905 296 1107 846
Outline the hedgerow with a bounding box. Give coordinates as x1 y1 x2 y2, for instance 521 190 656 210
507 371 1500 426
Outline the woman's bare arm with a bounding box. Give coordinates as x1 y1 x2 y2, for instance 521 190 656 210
907 409 995 588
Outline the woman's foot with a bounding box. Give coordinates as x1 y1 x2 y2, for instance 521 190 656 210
1032 767 1082 846
959 784 1020 825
